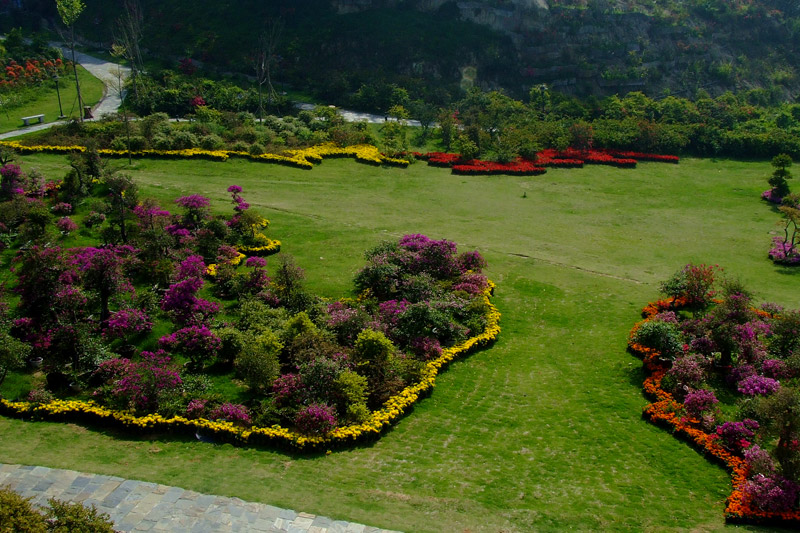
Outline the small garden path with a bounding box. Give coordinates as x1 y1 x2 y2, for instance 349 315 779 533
0 463 400 533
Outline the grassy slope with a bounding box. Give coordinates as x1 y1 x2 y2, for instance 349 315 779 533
1 154 798 532
0 66 105 134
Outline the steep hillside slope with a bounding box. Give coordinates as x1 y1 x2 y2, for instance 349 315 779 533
6 0 800 103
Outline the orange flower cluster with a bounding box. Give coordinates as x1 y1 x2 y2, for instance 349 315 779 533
629 297 800 526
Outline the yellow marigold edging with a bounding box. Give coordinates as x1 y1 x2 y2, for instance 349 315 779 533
0 282 499 452
0 141 409 169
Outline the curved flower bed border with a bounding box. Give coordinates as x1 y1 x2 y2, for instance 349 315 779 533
0 141 409 171
629 297 800 526
0 283 500 452
416 148 679 176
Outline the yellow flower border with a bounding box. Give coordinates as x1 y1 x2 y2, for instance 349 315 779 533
0 283 498 452
0 141 409 170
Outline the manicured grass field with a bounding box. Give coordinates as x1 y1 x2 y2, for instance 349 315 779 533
0 66 105 134
1 153 798 532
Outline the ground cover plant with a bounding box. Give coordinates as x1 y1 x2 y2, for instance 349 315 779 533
1 151 799 531
0 149 498 450
630 264 800 526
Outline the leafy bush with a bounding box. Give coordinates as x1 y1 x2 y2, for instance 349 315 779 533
199 134 224 150
45 498 116 533
631 320 683 359
234 330 282 391
335 370 370 423
0 487 47 532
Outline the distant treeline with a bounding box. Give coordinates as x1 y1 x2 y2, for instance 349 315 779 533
436 87 800 161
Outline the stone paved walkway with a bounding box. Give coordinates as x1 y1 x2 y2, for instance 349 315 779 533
0 463 401 533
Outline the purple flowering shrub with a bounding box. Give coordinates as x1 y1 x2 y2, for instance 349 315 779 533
769 236 800 265
208 402 251 427
104 308 153 339
744 445 777 478
666 354 709 389
683 389 718 419
51 202 73 215
185 398 208 419
294 403 338 436
715 419 759 452
762 359 791 380
159 325 222 368
326 301 370 345
94 350 182 413
175 194 210 229
160 257 220 326
738 375 781 396
742 474 800 512
272 373 304 407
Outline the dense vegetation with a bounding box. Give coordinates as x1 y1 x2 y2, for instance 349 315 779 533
631 264 800 519
7 0 800 104
0 147 493 443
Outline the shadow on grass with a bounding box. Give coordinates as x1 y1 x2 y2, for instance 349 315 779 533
773 264 799 276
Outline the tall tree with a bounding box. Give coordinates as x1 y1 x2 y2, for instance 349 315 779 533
253 18 283 121
113 0 144 102
56 0 86 122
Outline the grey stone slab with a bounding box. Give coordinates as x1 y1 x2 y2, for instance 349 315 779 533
279 509 298 520
312 516 333 528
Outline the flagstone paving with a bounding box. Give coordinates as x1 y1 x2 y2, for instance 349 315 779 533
0 463 401 533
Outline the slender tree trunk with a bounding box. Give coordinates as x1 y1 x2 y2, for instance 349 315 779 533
258 82 264 122
70 25 84 122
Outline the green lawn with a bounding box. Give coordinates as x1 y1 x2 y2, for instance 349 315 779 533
0 66 105 134
1 154 798 532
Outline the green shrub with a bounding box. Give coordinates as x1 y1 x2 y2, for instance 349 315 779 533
199 134 224 151
248 142 265 155
0 487 47 533
45 498 115 533
152 135 172 150
231 141 249 152
632 320 683 359
215 327 247 365
235 330 282 391
140 112 170 140
282 311 318 344
353 329 395 378
237 299 288 333
334 370 370 423
171 131 198 149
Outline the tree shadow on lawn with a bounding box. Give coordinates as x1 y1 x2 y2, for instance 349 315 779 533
773 264 799 276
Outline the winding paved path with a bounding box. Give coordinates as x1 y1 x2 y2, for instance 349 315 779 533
0 463 400 533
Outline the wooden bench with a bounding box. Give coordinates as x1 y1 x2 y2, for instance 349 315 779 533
21 114 44 126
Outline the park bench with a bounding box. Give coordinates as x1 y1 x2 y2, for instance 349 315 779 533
21 114 45 126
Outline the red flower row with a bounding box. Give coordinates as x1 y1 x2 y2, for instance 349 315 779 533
451 159 546 176
415 148 679 176
630 298 800 526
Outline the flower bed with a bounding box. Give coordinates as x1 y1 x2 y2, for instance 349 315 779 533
0 141 408 170
419 148 679 175
630 267 800 526
0 285 499 452
451 159 546 176
0 159 498 452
